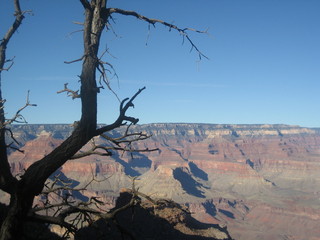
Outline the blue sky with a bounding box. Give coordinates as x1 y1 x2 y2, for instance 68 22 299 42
1 0 320 127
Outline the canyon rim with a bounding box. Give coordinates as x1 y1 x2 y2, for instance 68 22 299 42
3 123 320 240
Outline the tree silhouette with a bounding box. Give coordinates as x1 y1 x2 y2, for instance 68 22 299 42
0 1 206 239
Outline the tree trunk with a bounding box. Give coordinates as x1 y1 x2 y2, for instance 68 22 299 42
1 2 108 239
0 188 34 240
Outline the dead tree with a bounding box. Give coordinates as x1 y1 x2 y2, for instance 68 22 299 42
0 1 206 239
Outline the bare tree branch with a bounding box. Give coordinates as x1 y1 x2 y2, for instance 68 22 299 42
0 1 208 238
0 2 25 58
108 8 209 60
71 124 159 159
73 21 84 25
2 91 37 128
4 128 24 153
96 58 120 101
57 83 81 99
70 138 112 159
64 55 85 64
0 0 27 197
96 87 146 136
80 0 91 10
27 174 141 237
0 57 15 71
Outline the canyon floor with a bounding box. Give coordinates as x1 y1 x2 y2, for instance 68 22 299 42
3 123 320 240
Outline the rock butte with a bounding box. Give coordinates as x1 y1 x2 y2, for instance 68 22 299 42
4 123 320 240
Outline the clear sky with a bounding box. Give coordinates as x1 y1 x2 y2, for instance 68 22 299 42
1 0 320 127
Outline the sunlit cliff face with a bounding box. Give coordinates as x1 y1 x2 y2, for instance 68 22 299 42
6 123 320 240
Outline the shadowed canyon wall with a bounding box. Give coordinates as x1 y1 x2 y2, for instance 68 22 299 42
5 123 320 240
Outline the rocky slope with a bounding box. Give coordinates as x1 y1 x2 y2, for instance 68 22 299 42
5 123 320 240
75 190 233 240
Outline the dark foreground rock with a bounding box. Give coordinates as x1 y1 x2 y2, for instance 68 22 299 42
75 191 233 240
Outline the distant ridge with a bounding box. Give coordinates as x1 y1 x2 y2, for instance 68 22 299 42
10 122 317 137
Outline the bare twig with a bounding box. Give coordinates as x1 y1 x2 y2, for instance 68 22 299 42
28 172 179 239
0 57 15 71
2 90 37 127
57 83 81 99
72 124 159 159
108 8 209 60
96 59 120 101
30 174 141 236
106 16 120 38
0 1 25 56
73 21 84 25
4 127 24 152
95 87 146 136
71 139 112 159
66 29 84 38
64 55 85 64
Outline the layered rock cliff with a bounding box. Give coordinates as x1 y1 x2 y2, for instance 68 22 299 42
5 123 320 240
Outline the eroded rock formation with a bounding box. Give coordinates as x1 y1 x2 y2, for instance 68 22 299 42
5 123 320 240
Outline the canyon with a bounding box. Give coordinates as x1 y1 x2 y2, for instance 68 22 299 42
3 123 320 240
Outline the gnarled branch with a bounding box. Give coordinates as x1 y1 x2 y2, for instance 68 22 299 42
95 87 146 135
57 83 81 99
